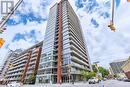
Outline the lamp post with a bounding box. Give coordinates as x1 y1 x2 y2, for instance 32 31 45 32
93 61 102 81
49 57 52 84
67 64 71 83
93 61 100 73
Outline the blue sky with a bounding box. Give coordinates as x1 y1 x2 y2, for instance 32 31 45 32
0 0 130 68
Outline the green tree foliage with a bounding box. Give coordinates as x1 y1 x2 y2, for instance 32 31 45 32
80 70 96 81
92 65 98 73
92 65 109 78
98 67 109 78
113 74 117 78
113 74 120 78
27 73 36 84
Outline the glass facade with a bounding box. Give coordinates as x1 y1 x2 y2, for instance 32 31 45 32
110 61 126 74
37 3 58 83
37 0 91 84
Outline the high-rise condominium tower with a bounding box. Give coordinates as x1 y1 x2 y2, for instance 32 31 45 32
37 0 91 84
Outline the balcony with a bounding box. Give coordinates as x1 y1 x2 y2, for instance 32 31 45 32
7 67 24 74
71 46 88 63
71 54 88 66
71 62 86 70
13 59 26 66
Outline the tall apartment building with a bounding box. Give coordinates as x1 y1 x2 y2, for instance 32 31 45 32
5 42 43 83
0 50 19 84
37 0 91 84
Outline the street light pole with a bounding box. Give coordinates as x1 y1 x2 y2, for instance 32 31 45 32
108 0 116 32
69 65 71 83
112 0 115 25
93 61 99 71
67 64 71 83
93 61 100 76
49 57 52 84
50 62 52 84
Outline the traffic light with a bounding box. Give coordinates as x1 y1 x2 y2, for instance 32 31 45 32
2 16 6 20
0 38 5 48
0 28 6 34
0 30 4 34
108 24 116 32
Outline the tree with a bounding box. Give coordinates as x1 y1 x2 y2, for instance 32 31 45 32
80 70 86 81
113 74 120 78
89 71 96 78
92 65 109 78
92 65 98 73
98 67 109 78
80 70 96 81
27 73 36 84
113 74 118 78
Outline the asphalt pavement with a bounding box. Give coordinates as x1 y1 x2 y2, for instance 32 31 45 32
1 80 130 87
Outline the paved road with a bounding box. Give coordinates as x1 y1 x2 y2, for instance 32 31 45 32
1 80 130 87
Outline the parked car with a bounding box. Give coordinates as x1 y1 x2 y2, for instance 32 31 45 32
7 81 22 87
88 77 99 84
123 78 130 82
103 78 107 81
117 78 123 81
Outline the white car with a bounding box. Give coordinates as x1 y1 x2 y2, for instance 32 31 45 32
7 82 22 87
88 77 99 84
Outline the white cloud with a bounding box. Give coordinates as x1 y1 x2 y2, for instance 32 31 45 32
9 39 33 50
0 0 51 66
0 0 130 69
0 20 47 65
74 0 130 68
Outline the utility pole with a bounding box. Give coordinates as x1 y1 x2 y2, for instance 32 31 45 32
108 0 116 32
0 0 23 48
0 0 23 34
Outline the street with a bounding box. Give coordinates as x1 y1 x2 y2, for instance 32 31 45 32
1 80 130 87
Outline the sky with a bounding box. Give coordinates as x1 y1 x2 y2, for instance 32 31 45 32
0 0 130 68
